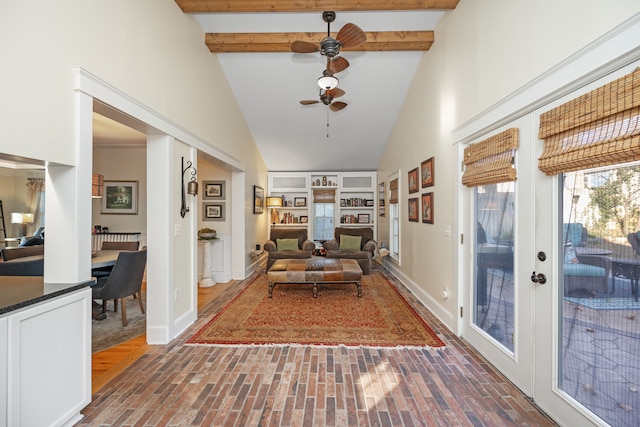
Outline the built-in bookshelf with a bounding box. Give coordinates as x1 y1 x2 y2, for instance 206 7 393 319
267 171 377 238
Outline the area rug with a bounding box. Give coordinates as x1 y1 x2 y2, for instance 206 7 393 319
187 271 445 348
92 293 146 353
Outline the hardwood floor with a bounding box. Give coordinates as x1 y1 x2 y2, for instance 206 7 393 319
91 281 235 394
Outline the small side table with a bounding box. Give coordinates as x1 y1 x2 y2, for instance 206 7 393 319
200 238 218 287
251 248 265 273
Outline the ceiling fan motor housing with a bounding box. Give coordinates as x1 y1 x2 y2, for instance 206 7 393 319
320 37 341 58
320 93 333 105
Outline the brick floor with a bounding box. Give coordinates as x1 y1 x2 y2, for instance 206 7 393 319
79 273 557 426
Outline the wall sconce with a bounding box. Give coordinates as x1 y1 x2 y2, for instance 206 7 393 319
92 173 104 198
11 212 34 237
265 196 283 225
180 156 198 218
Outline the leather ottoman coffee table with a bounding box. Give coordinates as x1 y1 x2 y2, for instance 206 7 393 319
267 258 363 298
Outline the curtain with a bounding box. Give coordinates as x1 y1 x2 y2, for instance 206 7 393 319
462 128 519 187
538 68 640 175
25 178 45 234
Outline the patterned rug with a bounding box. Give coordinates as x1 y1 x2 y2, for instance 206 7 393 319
187 271 445 348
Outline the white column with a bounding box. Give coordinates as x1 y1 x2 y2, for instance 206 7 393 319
200 240 216 287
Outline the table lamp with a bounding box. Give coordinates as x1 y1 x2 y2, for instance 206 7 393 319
265 196 283 225
11 212 34 238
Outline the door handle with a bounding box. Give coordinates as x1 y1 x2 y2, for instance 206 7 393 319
531 271 546 284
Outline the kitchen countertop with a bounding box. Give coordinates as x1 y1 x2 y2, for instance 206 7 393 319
0 277 92 315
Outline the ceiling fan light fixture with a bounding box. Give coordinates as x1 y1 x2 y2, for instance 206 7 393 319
318 74 339 90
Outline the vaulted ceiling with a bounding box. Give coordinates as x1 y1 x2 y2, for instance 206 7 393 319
174 1 459 171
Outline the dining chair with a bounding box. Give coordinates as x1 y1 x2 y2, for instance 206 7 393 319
101 241 140 251
91 249 147 326
92 241 141 278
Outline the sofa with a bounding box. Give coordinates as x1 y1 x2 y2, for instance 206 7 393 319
1 244 44 261
264 228 315 270
0 258 44 276
323 227 377 275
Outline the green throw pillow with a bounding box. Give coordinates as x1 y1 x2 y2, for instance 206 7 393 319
276 238 299 251
339 234 362 250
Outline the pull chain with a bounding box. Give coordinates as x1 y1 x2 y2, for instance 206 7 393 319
326 108 330 138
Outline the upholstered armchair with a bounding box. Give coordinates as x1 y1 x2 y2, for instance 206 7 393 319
323 227 377 275
264 228 315 270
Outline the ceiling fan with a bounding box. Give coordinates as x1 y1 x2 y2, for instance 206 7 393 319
291 11 367 76
300 87 347 112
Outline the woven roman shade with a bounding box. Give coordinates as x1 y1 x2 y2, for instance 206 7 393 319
389 178 399 203
313 188 335 203
538 68 640 175
462 128 518 187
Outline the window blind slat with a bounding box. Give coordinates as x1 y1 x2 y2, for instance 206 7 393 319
389 178 399 203
462 128 518 187
313 188 335 203
538 68 640 175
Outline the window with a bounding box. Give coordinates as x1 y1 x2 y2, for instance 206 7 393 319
389 173 400 261
314 203 334 241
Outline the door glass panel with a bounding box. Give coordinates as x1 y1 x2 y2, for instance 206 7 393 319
314 203 334 241
560 164 640 426
474 183 515 352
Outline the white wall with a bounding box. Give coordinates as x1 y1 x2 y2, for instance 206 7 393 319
92 146 147 244
378 0 640 331
0 0 257 167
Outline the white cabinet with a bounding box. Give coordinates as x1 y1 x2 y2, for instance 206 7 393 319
268 173 310 227
338 172 376 229
1 287 91 427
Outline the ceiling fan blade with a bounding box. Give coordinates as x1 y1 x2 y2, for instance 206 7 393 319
326 88 345 99
328 56 349 74
330 101 347 112
336 23 366 49
300 100 320 105
291 40 319 53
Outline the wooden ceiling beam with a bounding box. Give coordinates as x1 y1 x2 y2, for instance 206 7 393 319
176 0 460 13
205 31 434 53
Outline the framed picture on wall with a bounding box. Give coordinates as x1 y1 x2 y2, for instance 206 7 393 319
253 185 264 214
203 203 225 221
408 168 419 193
203 181 225 200
421 157 435 188
422 192 434 224
408 197 419 222
102 180 138 215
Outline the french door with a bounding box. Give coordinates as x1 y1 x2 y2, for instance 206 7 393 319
462 116 536 396
463 62 640 426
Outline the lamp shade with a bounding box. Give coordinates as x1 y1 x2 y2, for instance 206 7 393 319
266 196 283 208
11 212 34 224
92 173 104 198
